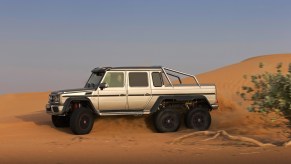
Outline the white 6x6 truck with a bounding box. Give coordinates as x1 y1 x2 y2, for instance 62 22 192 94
46 66 218 135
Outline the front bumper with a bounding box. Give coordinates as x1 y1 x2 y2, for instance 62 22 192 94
211 104 219 110
46 104 64 115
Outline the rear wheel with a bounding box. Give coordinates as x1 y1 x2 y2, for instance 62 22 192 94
70 107 95 135
154 109 181 133
51 115 70 127
186 109 211 130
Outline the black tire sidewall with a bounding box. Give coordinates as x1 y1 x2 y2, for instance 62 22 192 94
186 109 211 131
70 107 94 135
154 109 180 133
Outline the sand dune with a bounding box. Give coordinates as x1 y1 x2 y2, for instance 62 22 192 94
1 54 291 163
195 54 291 141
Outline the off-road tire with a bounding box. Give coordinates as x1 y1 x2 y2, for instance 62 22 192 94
51 115 70 127
70 107 94 135
154 109 181 133
186 108 211 130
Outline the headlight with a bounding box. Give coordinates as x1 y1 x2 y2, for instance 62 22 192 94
49 94 60 103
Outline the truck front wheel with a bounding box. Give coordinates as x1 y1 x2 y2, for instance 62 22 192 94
70 107 94 135
154 109 180 133
186 108 211 131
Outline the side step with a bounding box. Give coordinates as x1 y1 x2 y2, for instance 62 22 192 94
99 110 150 116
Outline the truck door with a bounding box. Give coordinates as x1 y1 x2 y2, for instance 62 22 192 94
127 71 152 110
98 71 127 110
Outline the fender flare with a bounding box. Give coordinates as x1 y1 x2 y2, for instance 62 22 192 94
150 94 212 113
63 97 99 115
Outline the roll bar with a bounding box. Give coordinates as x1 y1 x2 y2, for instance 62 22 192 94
161 67 201 87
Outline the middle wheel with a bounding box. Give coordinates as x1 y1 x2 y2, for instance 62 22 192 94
154 109 181 133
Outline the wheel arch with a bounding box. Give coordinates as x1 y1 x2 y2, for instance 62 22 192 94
63 97 99 115
150 95 212 113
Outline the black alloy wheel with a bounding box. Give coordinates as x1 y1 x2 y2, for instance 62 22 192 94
70 107 94 135
154 109 181 133
186 108 211 131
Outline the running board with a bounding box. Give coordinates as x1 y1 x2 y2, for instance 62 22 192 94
99 110 150 116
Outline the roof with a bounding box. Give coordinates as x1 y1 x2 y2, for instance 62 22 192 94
91 66 163 73
111 66 163 70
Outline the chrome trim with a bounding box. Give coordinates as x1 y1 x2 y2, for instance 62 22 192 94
211 104 219 109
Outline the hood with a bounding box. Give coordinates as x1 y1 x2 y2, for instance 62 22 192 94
51 88 94 95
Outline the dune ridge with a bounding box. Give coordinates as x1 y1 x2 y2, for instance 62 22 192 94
196 53 291 141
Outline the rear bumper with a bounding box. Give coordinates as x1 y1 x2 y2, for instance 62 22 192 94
46 104 64 115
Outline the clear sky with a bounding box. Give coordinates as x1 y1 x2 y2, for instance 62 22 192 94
1 0 291 94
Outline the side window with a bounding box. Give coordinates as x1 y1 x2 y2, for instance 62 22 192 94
161 72 171 86
152 72 163 87
129 72 148 87
102 72 124 87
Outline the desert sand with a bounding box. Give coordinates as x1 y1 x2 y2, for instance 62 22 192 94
1 54 291 163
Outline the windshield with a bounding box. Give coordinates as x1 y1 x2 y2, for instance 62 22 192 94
84 72 104 89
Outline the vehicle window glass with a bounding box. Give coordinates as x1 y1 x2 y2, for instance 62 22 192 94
85 72 104 88
129 72 148 87
161 72 171 86
102 72 124 87
152 72 163 87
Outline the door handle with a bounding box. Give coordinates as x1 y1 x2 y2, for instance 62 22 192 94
119 94 126 96
145 93 150 96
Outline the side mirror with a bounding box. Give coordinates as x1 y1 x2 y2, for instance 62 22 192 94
99 83 109 90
